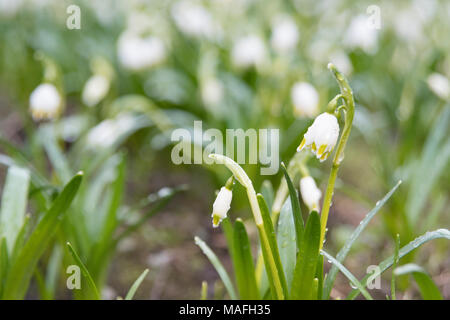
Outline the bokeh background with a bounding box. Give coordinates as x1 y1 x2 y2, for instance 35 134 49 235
0 0 449 299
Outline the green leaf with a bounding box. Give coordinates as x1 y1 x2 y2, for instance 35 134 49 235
67 242 100 300
347 229 450 300
0 237 9 296
2 172 83 300
232 219 259 299
391 234 400 300
257 194 288 299
201 281 208 300
280 163 303 250
0 166 30 252
260 180 274 214
125 268 149 300
276 199 296 292
394 264 443 300
195 236 237 300
322 181 402 299
321 250 373 300
290 211 321 300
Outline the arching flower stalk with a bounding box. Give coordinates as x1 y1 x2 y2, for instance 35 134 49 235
318 63 355 248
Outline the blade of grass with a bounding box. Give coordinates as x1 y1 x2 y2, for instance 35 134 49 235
276 198 296 292
391 234 400 300
290 211 321 300
125 268 149 300
280 163 303 250
257 194 288 299
322 180 402 299
201 281 208 300
347 228 450 299
321 250 373 300
0 166 30 252
195 236 237 300
233 219 259 299
67 242 100 300
394 264 443 300
2 172 83 300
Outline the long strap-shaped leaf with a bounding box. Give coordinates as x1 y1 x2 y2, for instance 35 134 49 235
290 211 320 300
233 219 259 299
257 194 288 299
347 228 450 300
321 250 373 300
322 181 402 299
195 236 237 300
2 172 83 299
280 163 304 249
394 264 443 300
125 268 149 300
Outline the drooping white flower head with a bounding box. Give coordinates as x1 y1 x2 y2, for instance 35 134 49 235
291 82 319 118
171 0 219 39
298 112 340 162
270 16 299 54
82 74 110 107
300 176 322 212
231 35 266 69
211 186 232 228
29 83 62 121
427 73 450 100
117 32 166 71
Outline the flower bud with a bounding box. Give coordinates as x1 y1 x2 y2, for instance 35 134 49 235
297 112 340 162
211 186 232 228
29 83 62 121
300 176 322 212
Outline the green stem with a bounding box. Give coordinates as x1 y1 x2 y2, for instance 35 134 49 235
319 64 355 249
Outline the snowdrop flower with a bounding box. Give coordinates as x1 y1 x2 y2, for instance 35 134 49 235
171 1 218 39
270 16 299 54
329 51 352 75
82 74 110 107
211 186 232 228
427 73 450 100
297 112 340 162
344 15 378 54
300 176 322 212
117 32 166 71
86 113 135 149
291 82 319 118
29 83 62 121
231 35 266 69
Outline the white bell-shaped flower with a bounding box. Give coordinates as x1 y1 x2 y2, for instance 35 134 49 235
291 82 319 118
297 112 340 162
270 16 299 54
211 186 232 228
231 35 266 69
427 73 450 100
300 176 322 212
29 83 62 121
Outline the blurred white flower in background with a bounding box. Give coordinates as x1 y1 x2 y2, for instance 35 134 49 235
344 15 378 54
270 16 299 54
82 75 110 107
329 51 352 75
86 113 136 149
29 83 62 121
393 9 424 43
291 82 319 118
201 77 224 107
0 0 23 16
231 35 266 68
117 32 166 71
300 176 322 212
427 73 450 100
298 112 340 162
171 0 220 39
